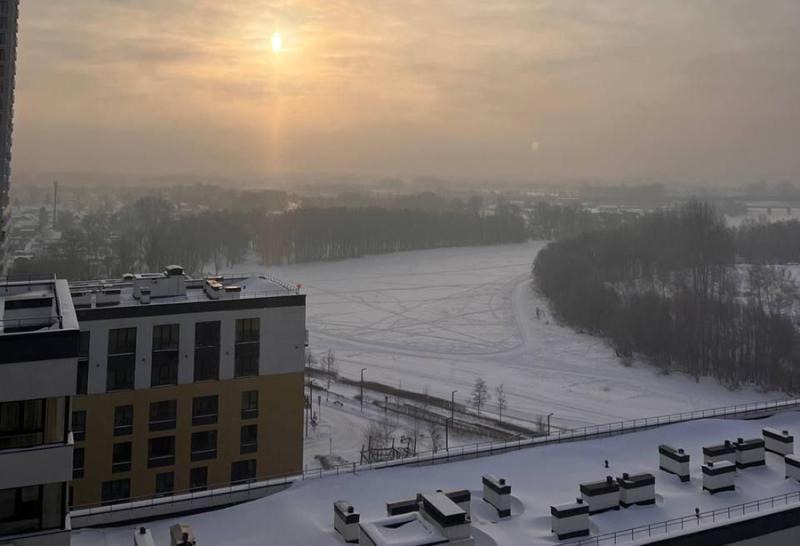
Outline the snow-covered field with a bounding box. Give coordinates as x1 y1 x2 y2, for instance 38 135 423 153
233 242 776 430
73 412 800 546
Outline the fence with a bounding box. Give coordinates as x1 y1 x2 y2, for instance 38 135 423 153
71 397 800 526
564 490 800 545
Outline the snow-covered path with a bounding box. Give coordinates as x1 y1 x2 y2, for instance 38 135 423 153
229 242 776 429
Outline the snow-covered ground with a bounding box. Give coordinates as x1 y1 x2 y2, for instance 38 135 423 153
229 242 776 430
73 412 800 546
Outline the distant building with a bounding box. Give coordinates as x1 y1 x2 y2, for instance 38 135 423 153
0 0 19 275
0 275 79 546
67 268 306 508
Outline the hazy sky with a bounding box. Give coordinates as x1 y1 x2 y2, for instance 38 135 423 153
11 1 800 183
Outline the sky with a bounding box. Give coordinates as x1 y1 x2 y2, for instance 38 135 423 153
11 0 800 184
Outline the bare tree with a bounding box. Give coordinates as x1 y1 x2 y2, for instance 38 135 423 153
426 420 442 452
471 378 490 414
496 384 507 422
305 349 318 370
322 349 338 401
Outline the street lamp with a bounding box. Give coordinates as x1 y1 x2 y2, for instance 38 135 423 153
547 412 554 436
451 390 458 421
360 368 367 413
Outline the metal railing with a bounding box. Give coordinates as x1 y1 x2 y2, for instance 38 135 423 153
70 397 800 520
564 490 800 545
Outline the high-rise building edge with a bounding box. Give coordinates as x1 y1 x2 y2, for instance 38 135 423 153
0 0 19 274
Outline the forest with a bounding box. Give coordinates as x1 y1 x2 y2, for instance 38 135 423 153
534 202 800 392
11 196 526 280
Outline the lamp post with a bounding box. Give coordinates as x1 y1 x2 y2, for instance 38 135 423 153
451 390 458 421
547 412 554 436
360 368 367 413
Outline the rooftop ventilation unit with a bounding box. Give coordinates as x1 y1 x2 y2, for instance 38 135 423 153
702 461 736 494
169 524 196 546
134 527 157 546
333 500 360 543
734 437 765 469
703 441 735 465
551 498 589 540
617 473 656 508
133 267 186 300
418 492 473 544
96 287 121 307
659 444 690 482
763 428 793 456
482 475 511 518
579 476 620 514
785 454 800 481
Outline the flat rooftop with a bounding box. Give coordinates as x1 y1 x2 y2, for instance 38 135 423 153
68 274 299 309
71 411 800 546
0 276 79 334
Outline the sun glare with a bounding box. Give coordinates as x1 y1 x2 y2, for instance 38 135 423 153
271 32 283 53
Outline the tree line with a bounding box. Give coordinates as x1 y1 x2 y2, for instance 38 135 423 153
12 196 526 279
534 202 800 392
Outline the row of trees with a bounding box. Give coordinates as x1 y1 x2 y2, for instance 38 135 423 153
534 202 800 391
12 196 527 279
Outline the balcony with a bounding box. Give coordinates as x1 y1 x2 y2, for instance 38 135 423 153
0 434 73 490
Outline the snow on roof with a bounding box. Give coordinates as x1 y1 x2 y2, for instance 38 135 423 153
72 412 800 546
359 512 446 546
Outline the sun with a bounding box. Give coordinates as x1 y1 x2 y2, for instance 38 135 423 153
270 32 283 53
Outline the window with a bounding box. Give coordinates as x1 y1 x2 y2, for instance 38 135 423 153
107 328 136 391
194 321 220 381
0 486 42 535
189 467 207 492
101 479 130 505
71 410 86 442
240 425 257 454
73 448 85 479
192 395 218 426
148 436 175 468
112 442 132 473
234 318 260 377
76 331 90 395
241 390 258 420
151 324 179 387
155 472 174 497
149 400 177 432
76 361 89 396
0 400 44 449
191 431 217 461
231 460 257 485
113 405 133 436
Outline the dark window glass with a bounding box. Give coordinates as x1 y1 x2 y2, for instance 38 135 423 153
189 467 207 492
0 486 43 535
234 318 260 377
240 425 257 454
151 324 179 387
149 400 177 432
241 390 258 420
0 400 44 449
190 430 217 461
192 395 218 426
148 436 175 468
107 328 136 391
101 479 130 505
112 442 132 473
73 448 85 479
77 331 90 395
155 472 174 497
194 321 220 382
76 361 88 396
113 405 133 436
230 460 257 485
71 410 86 442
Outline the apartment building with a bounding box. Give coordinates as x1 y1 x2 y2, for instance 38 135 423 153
0 0 19 274
68 268 306 508
0 276 79 546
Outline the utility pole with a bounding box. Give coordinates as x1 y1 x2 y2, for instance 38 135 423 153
451 390 458 421
547 412 554 436
52 180 58 230
360 368 367 413
445 418 449 451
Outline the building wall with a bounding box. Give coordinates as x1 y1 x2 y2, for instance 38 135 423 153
70 297 305 507
0 0 19 273
71 372 303 507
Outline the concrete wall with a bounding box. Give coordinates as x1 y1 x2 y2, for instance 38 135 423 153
0 441 73 489
0 357 77 402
